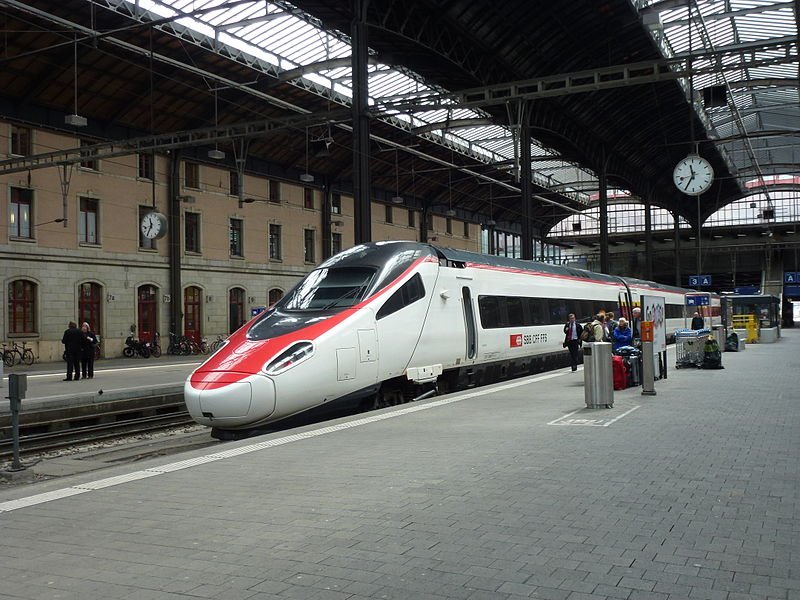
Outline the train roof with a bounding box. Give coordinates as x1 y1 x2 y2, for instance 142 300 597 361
433 245 694 295
319 242 698 297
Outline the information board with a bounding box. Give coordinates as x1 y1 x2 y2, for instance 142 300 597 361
642 295 667 353
686 295 710 307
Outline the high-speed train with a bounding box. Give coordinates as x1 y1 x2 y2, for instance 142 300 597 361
184 241 719 435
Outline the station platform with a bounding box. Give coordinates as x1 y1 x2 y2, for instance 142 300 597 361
0 331 798 600
0 355 202 414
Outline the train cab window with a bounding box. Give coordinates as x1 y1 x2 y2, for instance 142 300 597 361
376 274 425 320
283 267 375 311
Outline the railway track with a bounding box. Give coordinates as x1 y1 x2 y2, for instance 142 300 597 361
0 396 193 460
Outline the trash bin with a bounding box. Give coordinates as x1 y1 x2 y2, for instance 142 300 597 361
583 342 613 408
712 325 725 349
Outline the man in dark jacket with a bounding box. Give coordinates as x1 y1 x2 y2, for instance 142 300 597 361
691 311 705 330
562 313 583 372
62 321 83 381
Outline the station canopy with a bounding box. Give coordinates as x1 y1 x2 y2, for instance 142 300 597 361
1 0 797 232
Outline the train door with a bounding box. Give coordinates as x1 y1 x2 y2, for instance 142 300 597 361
618 290 632 320
462 286 477 360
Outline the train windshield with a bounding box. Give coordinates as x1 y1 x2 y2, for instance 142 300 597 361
282 266 376 311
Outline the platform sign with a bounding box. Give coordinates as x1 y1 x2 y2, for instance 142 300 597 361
686 295 710 307
688 274 712 287
735 286 759 295
641 295 666 353
785 285 800 298
784 272 799 284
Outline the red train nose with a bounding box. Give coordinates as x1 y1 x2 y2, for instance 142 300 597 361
190 370 247 390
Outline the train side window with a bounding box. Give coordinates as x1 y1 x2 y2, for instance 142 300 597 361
507 297 524 326
376 274 425 320
550 299 568 324
478 296 500 328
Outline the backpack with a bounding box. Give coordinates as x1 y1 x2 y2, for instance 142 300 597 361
580 324 594 343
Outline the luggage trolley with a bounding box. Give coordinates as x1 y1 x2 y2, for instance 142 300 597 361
675 329 708 368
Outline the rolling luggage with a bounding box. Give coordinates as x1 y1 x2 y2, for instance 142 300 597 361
612 355 627 390
626 355 641 387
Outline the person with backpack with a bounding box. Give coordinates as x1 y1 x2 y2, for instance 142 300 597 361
588 314 605 344
562 313 583 372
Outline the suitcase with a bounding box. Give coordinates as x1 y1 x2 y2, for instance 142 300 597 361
626 355 641 387
612 355 627 390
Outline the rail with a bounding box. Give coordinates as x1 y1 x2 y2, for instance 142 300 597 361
0 396 192 460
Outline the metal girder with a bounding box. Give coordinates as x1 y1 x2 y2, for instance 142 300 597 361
277 56 379 82
374 38 797 113
213 12 287 31
411 118 494 135
0 111 349 176
657 1 795 28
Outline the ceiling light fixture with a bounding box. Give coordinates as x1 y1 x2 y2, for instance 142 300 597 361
208 89 225 160
391 149 403 204
300 126 313 183
65 36 87 127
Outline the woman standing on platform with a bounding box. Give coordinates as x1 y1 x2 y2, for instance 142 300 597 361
81 322 98 379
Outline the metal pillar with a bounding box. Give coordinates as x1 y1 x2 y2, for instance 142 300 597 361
644 194 653 280
321 179 332 260
598 165 609 273
696 194 702 278
168 151 182 338
674 210 682 286
351 0 371 244
419 204 429 243
519 104 533 260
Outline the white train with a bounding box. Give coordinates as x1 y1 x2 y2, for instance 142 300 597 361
184 241 719 436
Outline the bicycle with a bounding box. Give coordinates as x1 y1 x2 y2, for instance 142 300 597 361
3 341 35 366
209 334 227 353
2 343 13 368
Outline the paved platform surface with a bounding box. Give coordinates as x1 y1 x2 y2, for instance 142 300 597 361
0 355 202 413
0 331 798 600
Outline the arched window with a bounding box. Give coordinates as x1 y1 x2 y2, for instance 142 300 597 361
268 288 283 307
184 286 202 343
8 280 37 334
137 285 158 343
79 282 102 335
229 288 245 334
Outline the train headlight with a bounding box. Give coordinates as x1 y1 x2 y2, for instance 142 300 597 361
263 341 315 375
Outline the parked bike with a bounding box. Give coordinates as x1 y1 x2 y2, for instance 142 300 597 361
209 334 227 353
3 341 35 367
123 336 151 358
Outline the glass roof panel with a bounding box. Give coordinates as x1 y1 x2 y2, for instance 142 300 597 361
126 0 604 205
635 0 798 189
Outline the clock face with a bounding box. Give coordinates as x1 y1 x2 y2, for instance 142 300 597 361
673 155 714 196
141 212 167 239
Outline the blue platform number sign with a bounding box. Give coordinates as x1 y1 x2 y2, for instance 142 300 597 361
686 295 710 307
785 272 799 284
689 274 712 287
250 306 267 317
